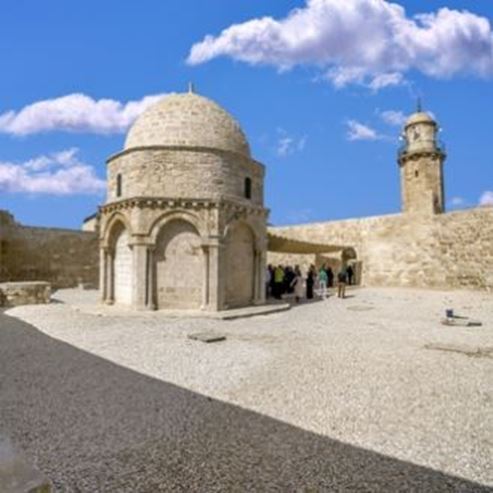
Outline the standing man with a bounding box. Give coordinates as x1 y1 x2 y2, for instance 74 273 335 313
337 266 348 299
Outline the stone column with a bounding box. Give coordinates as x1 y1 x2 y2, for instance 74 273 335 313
253 249 259 302
200 245 210 310
105 249 115 304
205 238 224 311
131 242 148 310
99 247 107 303
257 249 267 305
146 246 156 310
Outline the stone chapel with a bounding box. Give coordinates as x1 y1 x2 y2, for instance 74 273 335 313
98 90 268 311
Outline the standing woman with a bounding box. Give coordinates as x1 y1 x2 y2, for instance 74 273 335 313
306 264 315 300
291 266 304 303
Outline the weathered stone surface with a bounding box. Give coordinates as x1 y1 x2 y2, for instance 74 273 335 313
0 282 51 308
100 92 268 312
269 206 493 291
0 210 98 289
125 92 251 157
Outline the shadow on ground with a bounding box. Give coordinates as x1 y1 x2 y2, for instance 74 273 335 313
0 313 490 492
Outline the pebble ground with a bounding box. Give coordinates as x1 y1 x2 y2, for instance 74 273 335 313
1 287 492 492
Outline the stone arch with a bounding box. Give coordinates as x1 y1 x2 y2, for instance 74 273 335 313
148 209 207 244
109 221 133 305
154 219 203 310
224 220 256 308
342 247 361 286
102 212 132 248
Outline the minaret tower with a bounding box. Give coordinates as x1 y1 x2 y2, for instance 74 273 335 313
398 102 446 214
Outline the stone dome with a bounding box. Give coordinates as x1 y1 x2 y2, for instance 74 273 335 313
405 111 435 127
125 92 251 157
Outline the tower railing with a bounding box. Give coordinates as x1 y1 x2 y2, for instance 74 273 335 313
397 139 446 159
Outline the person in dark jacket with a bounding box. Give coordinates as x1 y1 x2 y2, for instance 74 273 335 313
306 265 315 299
337 266 348 299
346 264 354 285
284 266 295 295
325 265 334 288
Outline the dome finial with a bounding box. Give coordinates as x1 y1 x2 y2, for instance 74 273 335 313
188 81 195 94
416 97 422 113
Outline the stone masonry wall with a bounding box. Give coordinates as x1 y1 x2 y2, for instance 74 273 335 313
269 207 493 291
0 211 99 289
107 148 264 206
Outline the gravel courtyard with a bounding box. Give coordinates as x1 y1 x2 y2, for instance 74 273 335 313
1 287 492 492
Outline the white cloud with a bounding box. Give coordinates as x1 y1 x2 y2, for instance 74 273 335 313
0 93 165 136
346 120 381 141
276 129 307 156
0 148 105 195
449 196 465 207
368 72 404 91
187 0 493 88
287 208 314 223
380 110 407 126
479 190 493 206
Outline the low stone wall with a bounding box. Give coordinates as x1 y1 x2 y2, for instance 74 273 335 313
0 210 99 289
269 207 493 291
0 282 51 308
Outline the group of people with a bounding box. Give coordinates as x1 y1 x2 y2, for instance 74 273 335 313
266 263 355 303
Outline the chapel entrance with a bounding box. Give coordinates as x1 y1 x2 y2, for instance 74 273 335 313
154 220 203 310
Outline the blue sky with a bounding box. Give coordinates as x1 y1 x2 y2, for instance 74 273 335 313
1 0 492 228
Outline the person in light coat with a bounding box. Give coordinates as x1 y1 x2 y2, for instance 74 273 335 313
291 266 304 303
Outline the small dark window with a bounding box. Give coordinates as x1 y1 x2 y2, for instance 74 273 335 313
244 177 252 199
116 174 122 197
415 170 419 178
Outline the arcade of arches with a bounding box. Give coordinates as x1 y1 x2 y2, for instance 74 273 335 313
99 200 268 311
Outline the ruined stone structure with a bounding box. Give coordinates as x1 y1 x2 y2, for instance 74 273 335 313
0 210 98 289
99 91 268 310
269 109 493 291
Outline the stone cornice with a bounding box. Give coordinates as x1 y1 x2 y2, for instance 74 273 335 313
99 196 269 217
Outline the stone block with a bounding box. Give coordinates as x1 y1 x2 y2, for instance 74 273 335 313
188 332 227 343
0 282 51 308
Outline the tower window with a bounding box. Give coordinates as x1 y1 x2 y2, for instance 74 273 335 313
244 177 252 199
116 174 122 197
415 170 419 178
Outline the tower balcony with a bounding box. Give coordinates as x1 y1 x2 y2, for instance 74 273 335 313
398 140 446 161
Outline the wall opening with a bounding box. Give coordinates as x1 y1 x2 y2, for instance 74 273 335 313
244 177 252 199
116 174 122 198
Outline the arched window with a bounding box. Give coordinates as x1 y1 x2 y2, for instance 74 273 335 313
116 173 122 197
244 177 252 199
